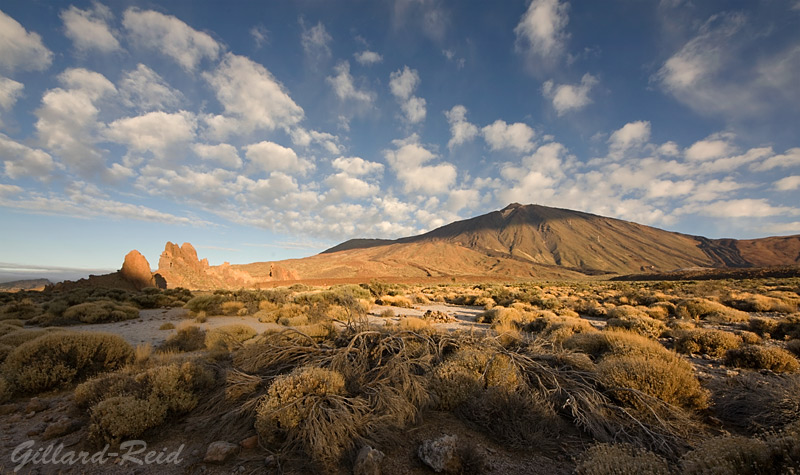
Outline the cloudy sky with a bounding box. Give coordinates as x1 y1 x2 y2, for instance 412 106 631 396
1 0 799 281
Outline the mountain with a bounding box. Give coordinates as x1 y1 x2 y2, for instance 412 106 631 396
0 279 51 292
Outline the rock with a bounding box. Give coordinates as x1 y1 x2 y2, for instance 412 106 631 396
0 404 18 416
203 441 240 463
27 423 47 437
418 434 460 473
25 397 49 413
120 250 155 290
239 435 258 450
42 418 81 440
353 445 384 475
264 455 277 469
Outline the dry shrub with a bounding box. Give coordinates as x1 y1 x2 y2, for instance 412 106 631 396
221 301 246 316
709 372 800 433
523 312 597 344
377 295 414 308
0 344 12 364
787 339 800 357
159 325 206 352
3 331 133 394
598 354 709 411
432 345 521 410
675 298 749 323
0 299 41 320
60 300 139 324
647 302 675 320
724 345 799 373
293 323 335 340
74 372 141 409
397 317 431 332
89 396 167 443
606 306 667 339
681 436 771 475
0 322 23 338
0 375 10 403
774 314 800 340
749 316 778 337
574 443 671 475
205 324 257 351
673 329 742 358
159 322 175 330
379 308 395 318
726 293 797 313
412 293 430 304
279 315 310 326
566 330 676 363
255 366 368 472
0 328 56 347
736 330 762 346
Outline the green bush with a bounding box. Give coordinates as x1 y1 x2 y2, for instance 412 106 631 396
2 332 133 394
725 345 799 373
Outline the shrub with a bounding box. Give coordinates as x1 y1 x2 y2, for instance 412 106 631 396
0 375 10 403
749 316 779 337
675 298 749 323
205 324 257 351
710 372 800 433
566 330 676 363
379 309 395 318
61 300 139 324
396 317 431 332
673 329 742 358
74 372 140 409
606 306 667 339
159 322 175 330
159 325 206 352
575 443 671 475
137 361 215 413
3 332 133 394
598 354 709 411
787 339 800 357
737 330 762 345
725 293 796 313
0 298 41 320
725 345 799 373
0 328 55 347
432 346 521 410
183 294 226 315
221 301 246 316
0 322 23 338
377 295 414 308
89 396 167 443
774 314 800 340
681 436 771 475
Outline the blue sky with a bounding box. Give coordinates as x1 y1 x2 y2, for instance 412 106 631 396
1 0 799 281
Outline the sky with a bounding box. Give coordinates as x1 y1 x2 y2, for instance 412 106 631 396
1 0 800 282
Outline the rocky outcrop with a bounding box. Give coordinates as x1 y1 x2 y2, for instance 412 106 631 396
120 250 155 290
155 242 256 290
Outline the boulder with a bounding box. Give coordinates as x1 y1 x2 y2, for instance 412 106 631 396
353 445 384 475
203 441 240 463
418 435 460 473
120 250 155 290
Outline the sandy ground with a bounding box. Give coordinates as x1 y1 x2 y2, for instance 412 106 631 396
65 303 491 347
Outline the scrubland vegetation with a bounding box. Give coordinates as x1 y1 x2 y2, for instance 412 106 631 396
0 277 799 473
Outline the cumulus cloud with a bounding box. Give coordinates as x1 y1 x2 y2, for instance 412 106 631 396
119 64 183 112
678 198 799 218
204 53 304 132
324 172 378 198
482 120 536 153
607 120 650 159
61 4 121 53
331 156 384 175
384 135 456 195
290 128 342 155
300 20 332 63
0 132 56 180
514 0 570 72
106 110 197 160
444 105 478 149
0 76 23 126
751 147 800 171
326 61 375 104
123 8 220 71
389 66 426 124
192 143 242 169
775 176 800 191
244 141 311 175
542 73 598 115
354 50 382 65
0 10 53 73
685 134 734 161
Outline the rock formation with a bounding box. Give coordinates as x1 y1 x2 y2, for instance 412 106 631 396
155 242 256 289
120 250 155 290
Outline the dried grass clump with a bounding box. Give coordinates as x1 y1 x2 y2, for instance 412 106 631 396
598 354 709 411
675 298 749 323
522 312 598 344
774 314 800 340
2 331 133 394
606 306 667 339
749 316 779 337
221 300 247 316
0 298 41 320
377 295 414 308
0 328 56 347
205 324 257 351
565 330 675 363
574 443 671 475
0 322 23 337
736 330 762 346
724 345 799 373
786 339 800 357
709 372 800 433
681 436 771 474
159 325 206 352
397 316 432 332
89 396 167 443
60 300 139 324
647 302 675 321
0 375 10 403
725 293 797 313
432 345 522 410
159 322 175 330
673 329 743 358
183 294 226 315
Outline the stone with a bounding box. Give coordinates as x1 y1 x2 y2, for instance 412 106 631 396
239 435 259 450
27 423 47 437
353 445 385 475
120 250 155 290
25 398 49 413
264 455 277 468
42 418 81 440
203 441 240 463
418 434 460 473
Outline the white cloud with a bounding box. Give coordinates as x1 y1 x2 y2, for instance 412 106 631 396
123 8 220 71
514 0 570 70
324 172 378 198
0 10 53 72
645 179 694 199
290 128 342 155
764 221 800 235
106 110 197 159
0 76 23 126
250 25 269 48
775 176 800 191
248 172 300 203
192 143 242 169
61 4 121 53
204 53 304 132
244 141 311 175
680 198 799 218
607 120 650 158
300 21 332 63
119 64 183 112
392 0 448 42
390 66 426 124
0 133 56 180
685 136 734 161
354 50 382 65
326 61 375 104
331 156 383 175
444 105 478 149
384 135 456 195
137 164 238 206
542 73 598 115
751 147 800 171
482 120 536 153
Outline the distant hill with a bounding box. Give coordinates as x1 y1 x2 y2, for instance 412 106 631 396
0 279 51 292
